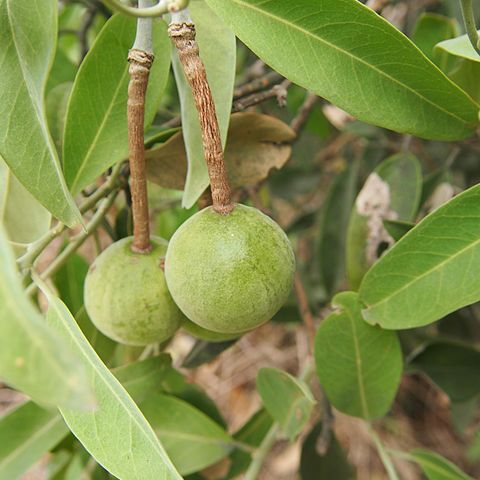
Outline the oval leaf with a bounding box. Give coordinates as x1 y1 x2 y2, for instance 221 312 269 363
0 228 92 409
140 393 233 475
257 367 315 441
407 449 473 480
314 292 402 419
63 14 171 194
42 292 182 480
0 401 68 480
146 112 295 190
205 0 479 140
172 0 236 208
0 0 80 225
359 184 480 330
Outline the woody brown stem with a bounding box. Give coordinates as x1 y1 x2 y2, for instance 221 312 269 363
169 21 233 215
128 48 153 252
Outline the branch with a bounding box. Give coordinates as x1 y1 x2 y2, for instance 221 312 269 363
293 272 316 353
233 71 284 99
232 79 291 112
169 14 233 214
290 92 319 135
128 1 154 252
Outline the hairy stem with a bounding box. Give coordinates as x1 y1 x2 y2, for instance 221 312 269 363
169 15 233 214
128 5 154 252
460 0 480 54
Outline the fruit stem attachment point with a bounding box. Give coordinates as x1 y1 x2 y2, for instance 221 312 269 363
128 48 154 253
169 16 234 215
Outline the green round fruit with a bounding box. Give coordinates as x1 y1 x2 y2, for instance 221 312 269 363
182 319 241 342
84 236 184 346
165 204 295 334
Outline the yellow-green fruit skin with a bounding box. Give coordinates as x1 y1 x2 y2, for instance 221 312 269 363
84 236 184 346
165 204 295 334
182 319 241 342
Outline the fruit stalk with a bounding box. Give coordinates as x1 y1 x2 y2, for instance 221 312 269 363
169 13 234 215
127 1 154 252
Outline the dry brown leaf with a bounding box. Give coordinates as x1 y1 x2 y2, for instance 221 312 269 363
145 112 296 191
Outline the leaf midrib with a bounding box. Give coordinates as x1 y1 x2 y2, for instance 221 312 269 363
364 229 480 315
228 0 472 127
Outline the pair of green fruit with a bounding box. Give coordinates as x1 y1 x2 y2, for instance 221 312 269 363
84 204 295 346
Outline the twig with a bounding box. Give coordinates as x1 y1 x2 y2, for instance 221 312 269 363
232 79 291 112
290 92 319 135
169 13 233 214
294 272 316 353
316 390 334 455
17 162 124 271
26 191 119 296
460 0 480 55
127 4 154 252
369 426 401 480
233 71 284 99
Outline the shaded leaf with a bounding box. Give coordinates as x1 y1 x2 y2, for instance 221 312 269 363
0 227 91 409
0 158 51 248
146 112 295 191
42 291 181 479
412 13 458 70
63 14 171 194
437 31 480 63
140 393 233 475
0 0 80 225
314 292 402 419
317 160 359 296
0 402 68 480
182 339 237 369
407 449 473 480
46 82 72 154
172 0 236 208
54 252 89 315
383 219 415 242
257 367 315 441
205 0 479 140
359 184 480 329
450 60 480 103
226 409 273 479
409 342 480 402
300 422 354 480
346 153 422 289
46 48 77 93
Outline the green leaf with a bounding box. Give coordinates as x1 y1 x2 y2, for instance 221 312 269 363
314 292 402 419
42 291 182 480
205 0 479 141
359 184 480 329
53 252 89 315
437 31 480 63
300 423 354 480
407 449 473 480
113 355 173 404
140 393 233 475
0 228 92 409
317 160 359 296
63 14 171 194
173 0 236 208
182 339 237 368
409 342 480 403
0 158 51 248
450 60 480 103
383 219 415 242
0 0 81 226
0 402 68 480
346 153 422 289
412 13 458 70
46 48 77 93
256 367 315 441
226 409 273 479
46 82 72 155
